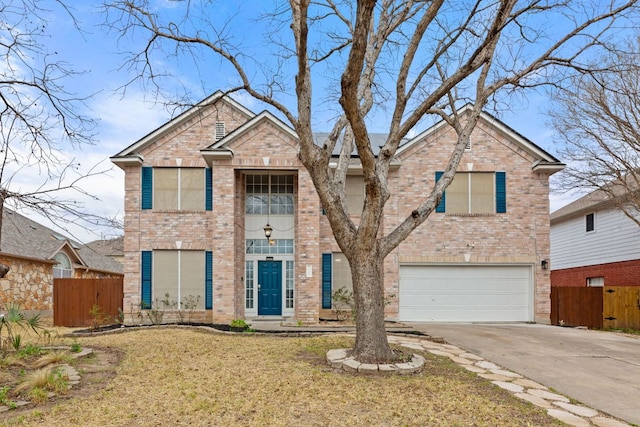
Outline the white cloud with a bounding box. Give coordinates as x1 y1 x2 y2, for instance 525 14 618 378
92 92 171 151
2 89 171 243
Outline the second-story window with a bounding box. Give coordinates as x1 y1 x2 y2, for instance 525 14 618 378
436 171 506 214
155 168 205 211
586 212 595 232
245 174 294 215
346 175 365 215
141 167 212 211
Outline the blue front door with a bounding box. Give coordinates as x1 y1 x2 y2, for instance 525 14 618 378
258 260 282 315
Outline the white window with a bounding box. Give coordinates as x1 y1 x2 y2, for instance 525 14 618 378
587 277 604 287
53 252 73 278
446 172 494 214
346 175 365 215
153 250 206 309
154 168 205 211
286 260 294 309
245 261 254 309
333 253 352 293
245 239 294 254
245 174 294 215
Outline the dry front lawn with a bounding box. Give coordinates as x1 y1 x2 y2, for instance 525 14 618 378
2 328 561 426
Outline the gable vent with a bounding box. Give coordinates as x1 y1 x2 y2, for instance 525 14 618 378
215 122 225 141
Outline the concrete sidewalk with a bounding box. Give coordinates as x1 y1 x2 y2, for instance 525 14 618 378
408 323 640 425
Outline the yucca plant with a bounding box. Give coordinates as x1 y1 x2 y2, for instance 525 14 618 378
10 334 22 351
0 303 46 356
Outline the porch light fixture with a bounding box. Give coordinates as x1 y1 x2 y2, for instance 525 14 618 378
263 223 273 240
541 259 549 270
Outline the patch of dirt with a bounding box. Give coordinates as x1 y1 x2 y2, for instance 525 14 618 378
0 346 122 421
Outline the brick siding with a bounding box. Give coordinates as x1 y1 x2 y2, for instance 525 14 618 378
120 98 554 324
551 259 640 288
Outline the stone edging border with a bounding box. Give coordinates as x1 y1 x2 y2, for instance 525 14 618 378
326 348 425 374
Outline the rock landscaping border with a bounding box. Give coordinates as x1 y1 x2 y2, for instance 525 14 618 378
326 348 425 374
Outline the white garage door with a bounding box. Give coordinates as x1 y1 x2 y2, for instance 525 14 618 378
399 265 532 322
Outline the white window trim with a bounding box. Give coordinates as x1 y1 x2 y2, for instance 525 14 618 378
244 255 295 318
53 252 73 278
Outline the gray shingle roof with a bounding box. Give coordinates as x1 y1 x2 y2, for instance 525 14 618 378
1 209 123 275
550 190 610 223
85 237 124 258
76 244 124 275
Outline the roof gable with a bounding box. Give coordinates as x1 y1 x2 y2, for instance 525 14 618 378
201 111 299 164
111 92 256 165
208 110 298 149
112 93 562 177
396 105 563 172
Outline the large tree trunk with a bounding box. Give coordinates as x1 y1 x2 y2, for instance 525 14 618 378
350 250 393 363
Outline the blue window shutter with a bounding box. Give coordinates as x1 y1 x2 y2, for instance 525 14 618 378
141 167 153 210
205 251 213 309
205 168 213 211
496 172 506 213
435 171 445 213
141 251 152 308
322 253 332 309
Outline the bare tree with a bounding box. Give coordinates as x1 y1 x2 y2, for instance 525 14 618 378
105 0 639 363
0 1 119 277
550 38 640 226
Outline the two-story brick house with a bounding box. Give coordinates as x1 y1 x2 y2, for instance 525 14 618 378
111 91 564 324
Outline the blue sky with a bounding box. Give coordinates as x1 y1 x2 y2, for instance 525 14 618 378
9 1 587 242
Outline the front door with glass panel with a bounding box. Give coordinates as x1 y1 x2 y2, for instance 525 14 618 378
258 260 282 315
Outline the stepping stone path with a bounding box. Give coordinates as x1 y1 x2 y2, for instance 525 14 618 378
381 335 632 427
0 347 93 414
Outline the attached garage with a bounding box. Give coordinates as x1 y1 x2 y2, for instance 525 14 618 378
399 265 533 322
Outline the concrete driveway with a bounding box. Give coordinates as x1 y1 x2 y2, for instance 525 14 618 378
408 323 640 425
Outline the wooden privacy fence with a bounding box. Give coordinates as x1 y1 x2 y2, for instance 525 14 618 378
551 286 640 330
53 278 123 327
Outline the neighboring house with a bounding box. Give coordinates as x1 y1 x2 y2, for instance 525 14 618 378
85 236 124 265
550 189 640 288
0 209 124 311
111 91 563 324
